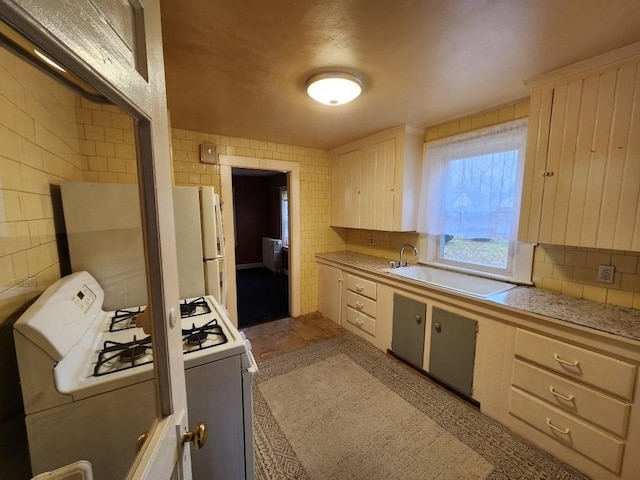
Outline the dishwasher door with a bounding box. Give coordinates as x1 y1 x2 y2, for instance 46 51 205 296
391 294 427 368
429 307 478 396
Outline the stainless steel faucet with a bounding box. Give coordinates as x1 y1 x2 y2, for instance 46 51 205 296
398 243 418 268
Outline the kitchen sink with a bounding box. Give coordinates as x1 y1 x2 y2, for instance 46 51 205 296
383 265 516 298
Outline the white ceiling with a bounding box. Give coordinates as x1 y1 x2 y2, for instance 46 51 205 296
159 0 640 150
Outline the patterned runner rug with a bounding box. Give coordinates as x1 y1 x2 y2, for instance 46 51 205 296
253 333 589 480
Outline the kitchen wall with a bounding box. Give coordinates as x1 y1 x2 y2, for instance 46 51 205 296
533 245 640 309
0 46 86 326
170 127 346 314
343 99 640 310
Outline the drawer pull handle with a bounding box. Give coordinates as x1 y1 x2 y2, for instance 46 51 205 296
355 318 364 327
553 353 580 367
356 284 364 292
356 302 364 310
549 386 575 402
546 418 570 435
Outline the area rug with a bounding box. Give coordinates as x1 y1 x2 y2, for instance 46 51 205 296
252 333 589 480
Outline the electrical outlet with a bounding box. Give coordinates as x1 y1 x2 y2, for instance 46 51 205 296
597 264 615 284
369 236 375 246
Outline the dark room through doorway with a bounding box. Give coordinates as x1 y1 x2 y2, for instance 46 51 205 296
232 168 290 327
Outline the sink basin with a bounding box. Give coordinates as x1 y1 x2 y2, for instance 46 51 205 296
383 265 516 298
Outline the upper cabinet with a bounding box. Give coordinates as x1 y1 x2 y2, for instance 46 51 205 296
519 42 640 250
330 124 425 231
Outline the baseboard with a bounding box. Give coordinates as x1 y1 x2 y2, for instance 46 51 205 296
236 263 262 270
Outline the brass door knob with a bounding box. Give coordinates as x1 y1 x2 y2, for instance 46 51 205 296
183 422 208 450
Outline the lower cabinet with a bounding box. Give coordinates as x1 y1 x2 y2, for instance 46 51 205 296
344 273 378 339
508 329 639 480
391 293 427 368
429 307 478 397
317 263 342 325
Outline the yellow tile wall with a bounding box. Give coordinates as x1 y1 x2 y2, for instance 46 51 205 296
0 47 85 326
170 128 346 314
77 99 137 184
533 245 640 309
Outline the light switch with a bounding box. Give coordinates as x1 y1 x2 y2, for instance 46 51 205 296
200 143 217 164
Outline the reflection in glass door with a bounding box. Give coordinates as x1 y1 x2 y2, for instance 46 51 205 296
0 17 176 479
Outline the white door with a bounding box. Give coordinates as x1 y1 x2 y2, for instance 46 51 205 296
0 1 194 479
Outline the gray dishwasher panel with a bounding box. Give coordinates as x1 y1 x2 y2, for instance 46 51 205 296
429 307 478 396
391 294 427 368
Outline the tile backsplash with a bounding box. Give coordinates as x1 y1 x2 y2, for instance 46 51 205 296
533 244 640 309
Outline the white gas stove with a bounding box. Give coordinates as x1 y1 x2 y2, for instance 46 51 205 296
14 271 256 480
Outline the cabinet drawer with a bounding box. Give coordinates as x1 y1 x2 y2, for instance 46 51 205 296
346 306 375 337
346 274 377 300
346 291 376 318
515 329 636 400
512 360 630 437
509 388 624 473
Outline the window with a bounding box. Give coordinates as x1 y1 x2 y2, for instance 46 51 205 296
280 186 289 247
417 119 533 283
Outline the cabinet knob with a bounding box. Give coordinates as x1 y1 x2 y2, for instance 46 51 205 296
415 315 421 324
434 322 441 333
356 302 364 310
356 285 364 292
542 171 555 177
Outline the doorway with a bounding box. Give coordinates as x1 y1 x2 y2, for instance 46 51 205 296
232 168 290 327
218 155 301 328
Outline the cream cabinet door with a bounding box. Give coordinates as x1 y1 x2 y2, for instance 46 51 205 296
332 148 362 228
520 56 640 250
0 1 193 479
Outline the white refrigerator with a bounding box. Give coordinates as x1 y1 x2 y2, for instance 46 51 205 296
60 182 227 309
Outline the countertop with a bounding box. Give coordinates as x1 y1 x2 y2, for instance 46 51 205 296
316 250 640 343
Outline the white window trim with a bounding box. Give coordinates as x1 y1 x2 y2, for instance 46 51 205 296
418 234 534 284
417 119 534 285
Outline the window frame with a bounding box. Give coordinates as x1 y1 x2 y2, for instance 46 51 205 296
417 119 534 284
279 186 289 248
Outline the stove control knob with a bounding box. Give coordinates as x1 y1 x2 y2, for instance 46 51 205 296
183 422 208 450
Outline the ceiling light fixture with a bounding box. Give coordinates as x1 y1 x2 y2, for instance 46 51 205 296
306 72 362 106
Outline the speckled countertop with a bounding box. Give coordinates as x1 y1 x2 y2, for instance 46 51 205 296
316 250 640 343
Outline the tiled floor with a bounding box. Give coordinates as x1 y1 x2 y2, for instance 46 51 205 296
240 312 345 361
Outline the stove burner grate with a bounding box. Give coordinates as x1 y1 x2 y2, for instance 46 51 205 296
109 307 145 332
182 319 227 351
119 344 148 363
93 335 152 377
179 297 211 318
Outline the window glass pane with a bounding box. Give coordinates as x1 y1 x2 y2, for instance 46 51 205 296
438 149 518 270
280 189 289 247
441 237 510 269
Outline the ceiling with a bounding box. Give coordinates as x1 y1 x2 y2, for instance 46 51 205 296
159 0 640 150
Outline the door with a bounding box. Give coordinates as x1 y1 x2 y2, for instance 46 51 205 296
391 294 427 368
0 2 193 479
429 307 478 396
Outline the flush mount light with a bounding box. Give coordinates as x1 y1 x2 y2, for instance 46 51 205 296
306 72 362 106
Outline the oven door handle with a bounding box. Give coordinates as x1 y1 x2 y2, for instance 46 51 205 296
239 333 259 374
244 347 259 374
